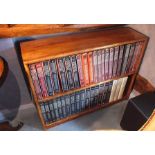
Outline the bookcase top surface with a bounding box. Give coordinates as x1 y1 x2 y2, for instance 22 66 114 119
20 27 148 64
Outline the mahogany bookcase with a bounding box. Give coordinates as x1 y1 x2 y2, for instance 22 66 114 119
20 27 149 129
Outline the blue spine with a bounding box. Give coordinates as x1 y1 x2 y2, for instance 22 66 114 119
103 82 109 103
65 56 74 89
99 84 105 104
70 93 75 114
90 87 96 107
57 58 68 91
57 98 63 119
65 95 71 116
86 88 91 108
75 92 80 112
94 86 99 105
80 90 86 111
61 96 67 117
49 101 56 121
40 103 48 123
43 61 54 96
44 102 52 122
71 55 80 88
50 60 60 93
53 99 59 120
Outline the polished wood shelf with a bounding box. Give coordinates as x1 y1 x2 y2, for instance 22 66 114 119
38 71 135 103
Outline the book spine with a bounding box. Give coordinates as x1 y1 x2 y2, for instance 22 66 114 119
86 88 91 108
125 43 135 73
57 98 63 119
93 51 98 83
90 86 96 107
50 60 60 93
121 44 131 75
70 93 75 114
118 77 128 100
88 52 94 84
94 85 99 105
109 48 114 79
109 80 117 102
53 99 59 121
35 62 48 98
65 56 75 89
40 103 48 124
71 55 80 88
113 46 119 77
104 49 109 80
130 42 142 71
80 90 86 111
76 54 85 87
61 96 67 117
43 61 54 96
75 92 80 112
65 95 71 116
99 83 105 104
101 50 105 80
103 82 109 103
116 45 124 76
113 78 122 101
29 64 42 100
57 58 68 91
97 50 102 82
49 101 56 121
82 53 89 85
44 102 52 122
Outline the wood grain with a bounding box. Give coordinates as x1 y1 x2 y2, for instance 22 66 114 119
21 27 148 64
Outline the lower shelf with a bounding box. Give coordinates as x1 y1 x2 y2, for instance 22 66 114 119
44 96 127 129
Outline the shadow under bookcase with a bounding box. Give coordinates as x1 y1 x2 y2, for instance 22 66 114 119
20 27 149 129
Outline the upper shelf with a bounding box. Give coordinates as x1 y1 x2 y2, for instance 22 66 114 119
20 27 148 64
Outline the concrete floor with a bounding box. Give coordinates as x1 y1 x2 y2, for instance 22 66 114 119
13 100 128 131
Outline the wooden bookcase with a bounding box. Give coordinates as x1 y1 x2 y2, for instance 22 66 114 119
20 27 149 129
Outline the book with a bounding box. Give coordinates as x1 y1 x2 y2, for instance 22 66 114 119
70 93 75 114
109 80 118 102
113 78 123 101
57 98 63 119
97 50 102 82
125 43 135 73
118 77 128 100
109 48 114 79
104 49 109 79
86 88 91 108
49 101 56 121
29 64 42 99
82 53 89 85
65 56 75 89
121 44 131 75
70 55 80 88
57 58 68 91
35 62 48 98
49 59 60 93
93 51 98 83
101 50 105 80
113 46 119 77
90 86 96 107
105 81 113 103
76 54 85 87
80 90 86 111
130 42 142 71
116 45 124 76
88 52 94 84
53 99 59 120
94 85 99 105
43 61 54 96
65 95 71 116
75 92 80 112
60 96 67 117
99 83 105 104
40 103 48 123
103 82 110 103
44 102 52 122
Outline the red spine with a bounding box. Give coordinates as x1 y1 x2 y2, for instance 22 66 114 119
88 52 94 84
113 46 119 77
82 53 89 85
109 48 114 79
76 54 85 87
29 64 42 99
97 50 102 82
93 51 98 83
36 62 48 98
